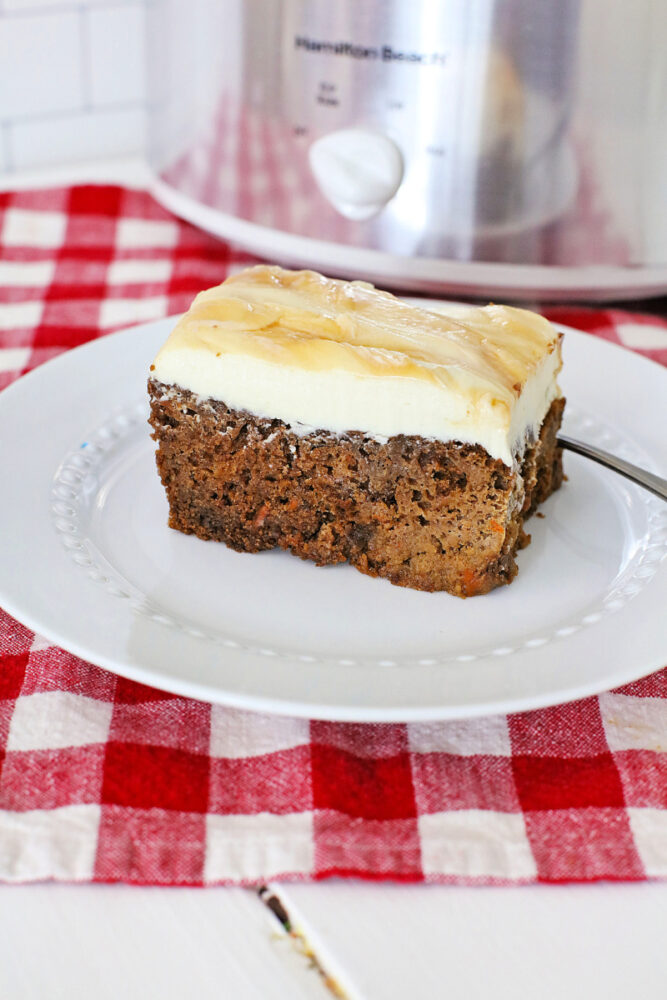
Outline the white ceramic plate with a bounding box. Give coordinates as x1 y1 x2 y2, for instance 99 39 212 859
0 314 666 720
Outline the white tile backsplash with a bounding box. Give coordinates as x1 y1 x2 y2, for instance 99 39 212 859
0 1 147 172
88 5 145 107
3 0 136 8
2 0 87 9
10 106 146 168
0 11 83 119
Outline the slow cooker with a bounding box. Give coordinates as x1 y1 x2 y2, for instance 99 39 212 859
147 0 667 301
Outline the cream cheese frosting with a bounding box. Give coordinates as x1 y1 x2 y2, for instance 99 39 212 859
150 266 562 466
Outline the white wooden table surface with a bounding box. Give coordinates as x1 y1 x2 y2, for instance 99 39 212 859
1 160 665 1000
1 882 666 999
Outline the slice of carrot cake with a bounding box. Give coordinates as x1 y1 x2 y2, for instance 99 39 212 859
148 265 564 597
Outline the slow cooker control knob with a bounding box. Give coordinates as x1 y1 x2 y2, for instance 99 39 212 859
308 129 404 221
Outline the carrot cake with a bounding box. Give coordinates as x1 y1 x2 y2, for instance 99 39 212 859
147 265 564 597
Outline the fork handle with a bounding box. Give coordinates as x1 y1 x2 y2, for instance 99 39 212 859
557 435 667 502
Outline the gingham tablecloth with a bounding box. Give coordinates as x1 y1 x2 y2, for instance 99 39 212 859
1 184 666 886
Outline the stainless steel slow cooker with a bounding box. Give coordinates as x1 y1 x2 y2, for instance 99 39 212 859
147 0 667 301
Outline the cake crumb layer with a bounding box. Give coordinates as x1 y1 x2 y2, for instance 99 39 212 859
148 380 564 597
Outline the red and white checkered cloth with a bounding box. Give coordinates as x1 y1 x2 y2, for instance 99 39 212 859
1 185 666 886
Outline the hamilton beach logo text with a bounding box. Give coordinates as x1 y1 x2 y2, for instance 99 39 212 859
295 36 447 66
